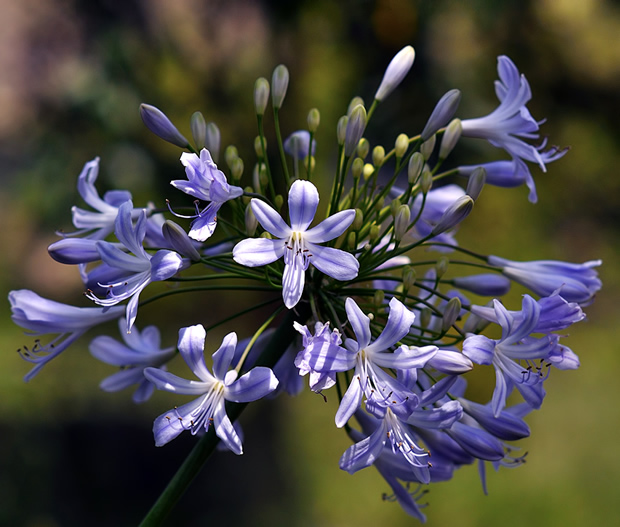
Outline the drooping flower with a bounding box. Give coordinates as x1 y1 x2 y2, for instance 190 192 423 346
10 289 124 380
170 148 244 241
460 56 567 172
143 324 278 452
85 201 186 332
233 180 359 308
90 320 176 403
487 255 602 305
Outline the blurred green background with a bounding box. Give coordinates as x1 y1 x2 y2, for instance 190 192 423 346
1 0 619 525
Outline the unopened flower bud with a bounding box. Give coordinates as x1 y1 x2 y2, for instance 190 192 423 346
205 122 221 163
255 136 267 158
352 208 363 230
271 65 289 109
337 116 348 146
441 296 462 333
463 308 492 334
369 223 380 242
420 167 433 193
245 204 258 236
390 198 402 218
420 135 436 160
347 96 365 116
421 89 461 141
307 108 320 132
140 104 189 148
452 273 511 296
190 111 207 149
254 77 270 116
260 231 273 239
439 118 462 160
374 196 385 213
374 45 415 102
420 307 432 328
466 167 486 201
363 163 375 180
231 157 244 182
372 146 385 167
394 204 410 242
347 231 357 250
395 133 409 159
431 195 474 236
243 186 253 205
408 152 424 184
344 105 367 157
357 138 370 159
402 266 416 291
225 145 239 170
259 167 269 189
352 157 364 180
304 155 315 173
274 194 284 210
252 164 260 192
436 256 449 279
162 220 201 261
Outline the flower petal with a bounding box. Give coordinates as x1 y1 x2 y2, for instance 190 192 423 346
304 209 356 243
250 199 290 238
366 298 415 353
213 401 243 454
282 260 305 309
152 396 205 447
339 422 387 474
177 324 214 382
335 371 364 427
143 367 211 395
344 298 372 349
307 243 359 281
288 180 319 231
225 366 279 403
212 332 238 380
233 238 285 267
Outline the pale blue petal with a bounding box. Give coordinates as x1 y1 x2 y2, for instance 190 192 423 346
177 324 214 382
250 199 290 238
99 368 145 392
339 423 386 474
96 241 149 273
371 344 437 370
288 180 319 231
462 335 495 365
366 298 415 353
282 260 305 309
212 332 238 380
345 297 371 349
152 396 205 447
233 238 285 267
150 250 184 281
225 366 279 403
335 373 364 427
304 209 356 243
406 400 463 429
307 244 359 281
143 367 211 395
213 401 243 454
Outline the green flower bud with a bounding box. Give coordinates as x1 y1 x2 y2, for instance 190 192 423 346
352 208 363 230
245 204 258 236
438 118 462 160
395 133 409 159
352 157 364 180
390 198 402 218
394 204 411 242
357 138 370 159
363 163 375 181
420 135 436 160
420 167 433 193
369 223 380 242
231 157 244 182
225 145 239 170
420 307 432 328
372 145 385 167
254 77 270 116
441 297 462 333
304 156 315 173
205 122 221 163
259 167 269 189
402 266 416 291
254 136 266 158
242 186 253 205
337 115 348 146
436 256 449 279
347 231 357 250
347 96 365 116
274 194 284 210
271 65 289 109
344 105 367 157
307 108 320 132
408 152 424 184
190 111 207 149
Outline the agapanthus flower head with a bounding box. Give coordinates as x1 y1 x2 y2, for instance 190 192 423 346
170 148 244 241
143 324 278 453
90 320 176 403
10 289 124 380
233 180 359 308
85 201 186 332
460 56 567 172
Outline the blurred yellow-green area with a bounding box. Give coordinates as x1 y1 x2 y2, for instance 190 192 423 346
1 0 619 525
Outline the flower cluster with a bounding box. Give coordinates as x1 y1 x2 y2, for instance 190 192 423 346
9 47 601 523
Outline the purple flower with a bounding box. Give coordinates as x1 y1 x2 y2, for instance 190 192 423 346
143 324 278 452
10 289 124 380
233 180 359 308
90 320 176 403
171 148 243 241
283 131 316 159
460 56 566 172
85 201 185 332
463 295 554 416
488 255 602 305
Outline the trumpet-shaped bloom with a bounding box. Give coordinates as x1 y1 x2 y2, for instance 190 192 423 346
90 320 176 403
143 324 278 452
85 201 185 332
171 148 243 241
233 180 359 308
463 295 555 416
488 255 602 305
10 289 124 380
460 56 566 172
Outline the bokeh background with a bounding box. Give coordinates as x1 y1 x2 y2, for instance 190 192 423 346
1 0 619 526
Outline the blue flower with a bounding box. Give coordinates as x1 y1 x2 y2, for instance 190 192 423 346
143 324 279 452
488 255 602 305
283 131 316 159
233 180 359 308
10 289 124 380
90 320 176 403
85 201 186 332
463 295 554 415
171 148 244 241
460 56 566 172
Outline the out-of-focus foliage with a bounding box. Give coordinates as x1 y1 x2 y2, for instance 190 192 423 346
1 0 618 526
